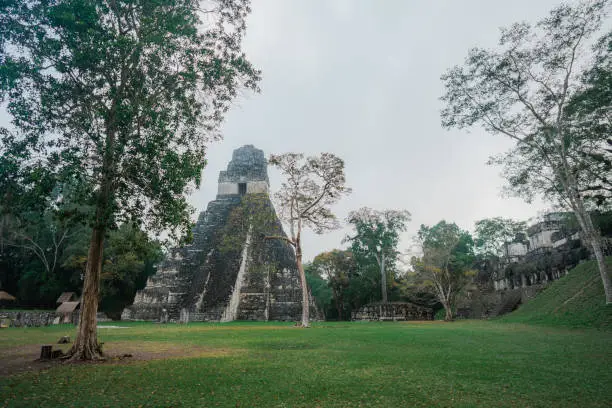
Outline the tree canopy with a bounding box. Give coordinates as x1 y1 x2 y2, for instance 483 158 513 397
345 207 410 304
411 221 475 321
440 0 612 303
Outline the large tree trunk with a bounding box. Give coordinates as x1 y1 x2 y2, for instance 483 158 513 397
295 239 310 327
68 227 105 360
442 299 453 321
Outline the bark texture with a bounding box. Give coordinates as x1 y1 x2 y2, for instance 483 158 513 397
68 227 105 360
296 238 310 327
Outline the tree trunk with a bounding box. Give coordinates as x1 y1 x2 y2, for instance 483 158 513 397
379 253 388 304
568 194 612 303
591 238 612 304
443 300 453 321
68 227 105 360
295 239 310 327
330 285 341 321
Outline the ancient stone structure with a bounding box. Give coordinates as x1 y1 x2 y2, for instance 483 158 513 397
352 302 433 321
122 145 308 322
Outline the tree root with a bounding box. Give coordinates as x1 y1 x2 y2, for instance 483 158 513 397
64 341 105 361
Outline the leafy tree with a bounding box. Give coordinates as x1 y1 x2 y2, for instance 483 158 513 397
268 153 351 327
0 0 259 358
440 0 612 303
311 249 355 320
345 208 410 304
64 223 164 319
304 262 333 320
566 32 612 208
411 221 475 321
474 217 527 258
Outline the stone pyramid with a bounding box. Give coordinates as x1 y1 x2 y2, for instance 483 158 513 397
122 145 307 322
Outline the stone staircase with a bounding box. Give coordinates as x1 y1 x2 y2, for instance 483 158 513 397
492 290 522 317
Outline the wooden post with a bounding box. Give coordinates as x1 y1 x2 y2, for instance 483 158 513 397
40 345 52 360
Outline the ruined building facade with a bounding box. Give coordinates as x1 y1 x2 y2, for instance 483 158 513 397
122 145 307 322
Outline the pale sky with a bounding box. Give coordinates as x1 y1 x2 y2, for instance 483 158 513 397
191 0 564 261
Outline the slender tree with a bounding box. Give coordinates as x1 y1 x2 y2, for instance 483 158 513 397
311 249 354 320
268 153 351 327
411 221 475 321
440 0 612 303
0 0 259 359
345 208 411 304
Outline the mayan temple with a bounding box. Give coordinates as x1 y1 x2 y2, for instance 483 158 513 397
122 145 306 322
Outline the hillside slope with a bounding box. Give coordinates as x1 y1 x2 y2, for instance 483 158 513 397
500 258 612 329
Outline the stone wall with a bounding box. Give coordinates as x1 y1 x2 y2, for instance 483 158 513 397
456 283 547 319
0 311 111 327
0 311 59 327
352 303 433 321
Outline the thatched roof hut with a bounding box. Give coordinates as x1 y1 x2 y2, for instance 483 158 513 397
56 301 80 314
56 292 78 304
0 291 16 302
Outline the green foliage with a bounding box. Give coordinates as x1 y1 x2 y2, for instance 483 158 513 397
304 263 333 318
100 224 164 319
345 208 410 272
565 31 612 209
1 321 611 407
409 221 475 320
0 0 260 237
345 207 410 303
474 217 527 258
310 249 355 320
501 258 612 329
221 194 283 255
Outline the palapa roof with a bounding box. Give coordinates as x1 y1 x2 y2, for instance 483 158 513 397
0 291 16 301
57 292 77 304
56 301 80 314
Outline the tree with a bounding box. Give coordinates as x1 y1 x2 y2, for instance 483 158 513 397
566 31 612 208
474 217 527 258
63 223 164 320
303 262 333 320
345 208 411 304
268 153 351 327
311 249 355 320
0 0 259 359
411 221 475 321
440 0 612 303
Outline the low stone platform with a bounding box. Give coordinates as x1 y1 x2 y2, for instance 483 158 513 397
352 302 433 321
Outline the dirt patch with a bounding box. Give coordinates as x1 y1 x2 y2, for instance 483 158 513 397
0 341 238 378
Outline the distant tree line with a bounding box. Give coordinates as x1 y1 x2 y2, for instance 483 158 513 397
0 174 163 319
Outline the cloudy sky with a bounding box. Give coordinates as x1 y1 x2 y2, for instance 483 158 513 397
191 0 568 261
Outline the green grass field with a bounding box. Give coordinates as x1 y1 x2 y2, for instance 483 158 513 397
2 260 611 407
1 320 611 408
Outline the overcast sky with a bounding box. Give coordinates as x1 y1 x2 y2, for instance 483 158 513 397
191 0 570 261
0 0 567 261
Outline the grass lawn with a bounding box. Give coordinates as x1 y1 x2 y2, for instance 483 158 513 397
1 321 611 407
500 258 612 329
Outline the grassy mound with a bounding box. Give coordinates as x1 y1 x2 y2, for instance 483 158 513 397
500 258 612 329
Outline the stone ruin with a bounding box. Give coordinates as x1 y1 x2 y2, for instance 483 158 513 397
352 302 433 321
122 145 310 322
